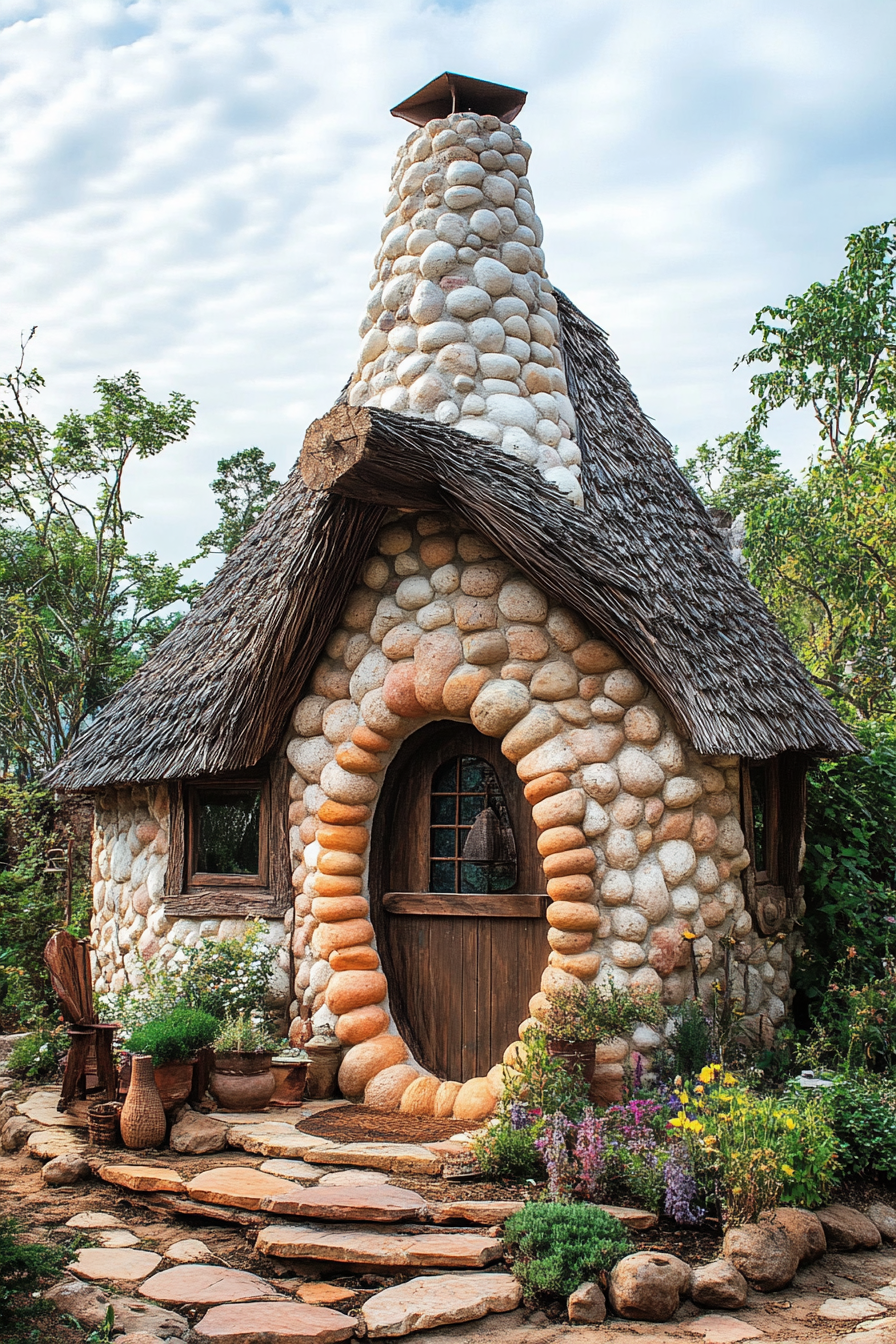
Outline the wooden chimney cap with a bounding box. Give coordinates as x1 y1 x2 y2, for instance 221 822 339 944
391 72 527 127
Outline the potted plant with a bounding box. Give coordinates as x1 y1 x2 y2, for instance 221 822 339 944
209 1012 279 1111
122 1006 218 1111
542 983 664 1084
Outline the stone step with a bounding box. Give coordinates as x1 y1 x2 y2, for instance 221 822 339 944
194 1299 355 1343
261 1184 428 1223
597 1204 659 1231
139 1264 284 1306
70 1248 163 1283
186 1167 302 1211
255 1224 504 1269
430 1201 524 1225
361 1272 523 1338
297 1141 442 1176
227 1125 334 1160
99 1164 187 1194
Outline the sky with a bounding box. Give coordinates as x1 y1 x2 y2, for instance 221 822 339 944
0 0 894 568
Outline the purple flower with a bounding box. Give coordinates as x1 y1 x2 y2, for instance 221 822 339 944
509 1101 532 1131
535 1113 577 1200
663 1151 704 1226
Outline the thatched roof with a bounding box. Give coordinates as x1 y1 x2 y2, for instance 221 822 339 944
47 292 858 790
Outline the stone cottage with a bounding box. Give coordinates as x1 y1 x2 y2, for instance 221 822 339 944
48 73 858 1121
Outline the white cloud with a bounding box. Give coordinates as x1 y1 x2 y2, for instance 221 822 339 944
0 0 893 564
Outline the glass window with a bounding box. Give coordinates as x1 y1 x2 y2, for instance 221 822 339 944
429 755 517 893
195 788 261 875
749 766 767 873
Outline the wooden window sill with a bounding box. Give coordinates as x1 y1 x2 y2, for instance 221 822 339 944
384 892 548 918
165 889 290 919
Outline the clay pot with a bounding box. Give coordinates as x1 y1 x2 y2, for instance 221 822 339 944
208 1051 276 1111
303 1036 343 1100
153 1059 195 1112
546 1037 597 1085
120 1053 167 1149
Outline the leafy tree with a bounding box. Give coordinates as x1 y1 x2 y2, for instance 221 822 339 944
682 222 896 719
0 333 201 773
199 447 281 556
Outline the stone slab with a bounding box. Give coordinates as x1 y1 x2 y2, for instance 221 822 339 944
596 1204 659 1230
165 1239 214 1264
685 1318 764 1343
818 1298 887 1321
260 1185 427 1223
187 1167 301 1210
219 1108 307 1126
18 1093 87 1127
361 1272 522 1338
100 1165 187 1194
874 1287 896 1306
97 1229 141 1248
66 1211 126 1229
71 1248 163 1283
297 1284 358 1306
302 1141 440 1175
429 1201 524 1225
228 1126 334 1159
256 1225 504 1269
140 1264 284 1306
317 1169 394 1187
260 1160 326 1181
194 1299 355 1343
27 1128 87 1160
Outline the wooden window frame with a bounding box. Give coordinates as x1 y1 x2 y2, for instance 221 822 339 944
740 752 808 936
164 756 291 918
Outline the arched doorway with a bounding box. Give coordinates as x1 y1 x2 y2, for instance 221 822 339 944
370 722 549 1081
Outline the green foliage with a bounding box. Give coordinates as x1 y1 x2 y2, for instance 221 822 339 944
0 781 90 1030
199 448 281 556
123 1006 218 1066
7 1023 70 1081
471 1121 544 1181
213 1010 279 1053
681 221 896 720
0 338 201 773
503 1025 590 1121
827 1077 896 1180
103 919 276 1031
503 1202 631 1298
665 999 713 1078
85 1305 116 1344
542 981 664 1045
0 1216 68 1329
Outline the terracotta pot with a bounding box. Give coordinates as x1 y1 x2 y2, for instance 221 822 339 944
546 1037 597 1085
209 1050 275 1111
303 1037 342 1100
120 1052 167 1149
153 1059 195 1112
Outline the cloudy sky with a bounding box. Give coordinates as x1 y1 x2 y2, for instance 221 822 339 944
0 0 894 567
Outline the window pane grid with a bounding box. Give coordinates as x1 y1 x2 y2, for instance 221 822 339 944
428 756 516 893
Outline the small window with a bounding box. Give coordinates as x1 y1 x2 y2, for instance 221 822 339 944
186 777 269 889
748 766 767 874
429 755 517 894
742 758 780 886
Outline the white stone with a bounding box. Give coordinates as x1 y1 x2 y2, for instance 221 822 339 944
445 160 485 186
396 352 432 386
671 884 700 915
430 565 460 594
419 242 457 280
396 577 434 610
612 908 648 941
435 213 468 246
470 208 501 240
601 870 634 905
605 828 640 870
418 321 467 353
408 372 448 412
349 649 391 702
467 318 506 353
616 747 665 798
287 736 335 783
445 286 492 320
632 860 671 922
501 428 539 464
444 185 484 210
658 840 697 886
473 257 514 296
361 1273 522 1337
582 762 620 803
457 418 501 443
486 395 537 431
480 353 521 380
409 281 444 324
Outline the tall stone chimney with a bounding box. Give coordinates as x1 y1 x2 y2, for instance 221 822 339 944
348 73 584 509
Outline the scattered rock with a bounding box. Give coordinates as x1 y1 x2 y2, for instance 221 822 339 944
817 1203 883 1251
45 1278 111 1330
256 1226 503 1269
297 1284 358 1307
139 1264 283 1306
567 1280 606 1324
71 1248 163 1283
868 1203 896 1240
164 1239 213 1264
27 1128 86 1160
596 1204 658 1231
66 1212 126 1229
194 1300 355 1344
763 1207 826 1264
110 1297 190 1339
818 1298 887 1321
42 1152 90 1185
99 1165 186 1194
608 1251 691 1321
17 1093 87 1127
227 1123 331 1159
0 1115 37 1151
115 1334 167 1344
360 1272 522 1337
261 1184 427 1222
169 1110 227 1155
685 1317 764 1343
97 1230 140 1248
689 1260 748 1310
186 1166 300 1210
722 1222 799 1291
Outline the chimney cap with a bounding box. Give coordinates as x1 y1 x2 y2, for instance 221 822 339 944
391 72 527 127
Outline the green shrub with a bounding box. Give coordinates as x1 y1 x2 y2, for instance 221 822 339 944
543 981 664 1044
666 999 713 1078
471 1120 544 1181
828 1078 896 1179
213 1011 279 1053
123 1007 218 1065
7 1024 70 1081
0 1216 68 1328
503 1026 590 1121
503 1202 631 1297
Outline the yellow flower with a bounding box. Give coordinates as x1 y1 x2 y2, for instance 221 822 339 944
723 1072 736 1085
699 1066 714 1083
781 1164 794 1176
695 1085 705 1095
680 1092 690 1104
785 1118 796 1130
682 930 697 941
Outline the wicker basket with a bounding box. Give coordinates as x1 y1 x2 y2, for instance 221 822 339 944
87 1100 122 1147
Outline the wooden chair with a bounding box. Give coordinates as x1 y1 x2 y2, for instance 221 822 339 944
43 931 117 1112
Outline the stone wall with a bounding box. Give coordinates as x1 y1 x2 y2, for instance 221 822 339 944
285 510 793 1119
89 784 290 1004
349 110 584 509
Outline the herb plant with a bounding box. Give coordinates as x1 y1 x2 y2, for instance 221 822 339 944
542 982 664 1044
0 1216 68 1329
123 1006 218 1066
503 1203 631 1298
213 1011 279 1053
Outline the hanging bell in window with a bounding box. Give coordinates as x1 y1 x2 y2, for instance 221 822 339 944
462 805 504 862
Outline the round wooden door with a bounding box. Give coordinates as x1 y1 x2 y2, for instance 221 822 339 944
370 723 549 1081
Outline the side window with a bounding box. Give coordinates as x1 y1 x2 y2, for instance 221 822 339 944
429 755 518 894
190 782 266 885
